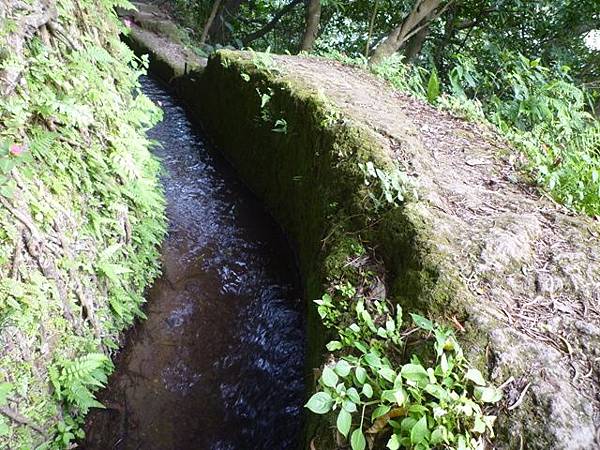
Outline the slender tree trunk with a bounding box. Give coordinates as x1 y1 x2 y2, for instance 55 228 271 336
208 0 246 44
299 0 321 52
364 0 380 58
200 0 223 46
369 0 448 65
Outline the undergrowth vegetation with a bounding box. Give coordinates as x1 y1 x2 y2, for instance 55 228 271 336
308 290 499 450
321 49 600 216
0 0 166 448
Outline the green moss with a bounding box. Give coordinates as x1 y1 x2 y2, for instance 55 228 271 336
0 1 166 448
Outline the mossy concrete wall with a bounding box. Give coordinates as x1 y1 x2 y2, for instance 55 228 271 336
168 51 476 447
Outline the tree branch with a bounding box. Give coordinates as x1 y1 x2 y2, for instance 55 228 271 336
242 0 303 46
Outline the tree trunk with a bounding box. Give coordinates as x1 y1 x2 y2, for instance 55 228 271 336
403 17 431 63
364 0 380 58
200 0 223 46
368 0 445 65
208 0 246 44
299 0 321 52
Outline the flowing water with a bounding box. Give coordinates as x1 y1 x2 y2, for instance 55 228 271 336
83 76 305 450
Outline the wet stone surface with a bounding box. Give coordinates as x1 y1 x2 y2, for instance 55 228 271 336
83 76 305 450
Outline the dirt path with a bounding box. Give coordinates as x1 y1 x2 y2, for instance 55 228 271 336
276 56 600 449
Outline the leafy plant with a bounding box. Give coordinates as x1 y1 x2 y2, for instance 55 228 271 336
426 69 440 105
358 161 415 210
49 353 114 414
307 296 500 449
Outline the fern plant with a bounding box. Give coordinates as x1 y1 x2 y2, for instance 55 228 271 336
49 353 114 414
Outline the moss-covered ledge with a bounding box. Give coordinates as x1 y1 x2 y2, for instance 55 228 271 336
181 50 484 446
125 12 600 441
179 50 600 450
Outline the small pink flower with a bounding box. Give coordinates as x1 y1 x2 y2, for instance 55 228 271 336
9 144 24 156
123 18 132 28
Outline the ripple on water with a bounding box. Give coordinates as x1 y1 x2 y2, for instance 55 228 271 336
82 76 305 450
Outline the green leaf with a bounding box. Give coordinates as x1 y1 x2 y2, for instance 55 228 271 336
0 383 12 406
427 68 440 104
347 387 361 403
372 404 391 421
322 366 339 388
337 408 352 438
342 399 357 413
473 416 486 434
400 364 429 385
326 340 343 351
364 352 382 368
430 426 448 444
474 386 502 403
410 313 434 331
335 360 352 377
305 392 333 414
465 368 486 386
410 415 430 445
351 428 366 450
387 434 401 450
355 366 367 384
362 383 373 399
393 388 407 406
378 367 396 382
424 384 450 401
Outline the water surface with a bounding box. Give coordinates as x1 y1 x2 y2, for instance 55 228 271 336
83 76 304 450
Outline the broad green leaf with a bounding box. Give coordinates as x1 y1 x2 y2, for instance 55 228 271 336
393 388 407 406
347 387 361 403
410 415 430 445
425 384 450 401
378 367 396 382
400 364 429 385
364 352 382 368
337 408 352 438
322 366 339 388
465 368 486 386
335 360 352 377
351 428 366 450
474 386 502 403
326 340 343 351
410 313 434 331
342 399 357 413
372 404 391 421
387 434 401 450
362 383 373 399
355 366 367 384
305 392 333 414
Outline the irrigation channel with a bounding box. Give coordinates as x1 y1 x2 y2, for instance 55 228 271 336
83 76 305 450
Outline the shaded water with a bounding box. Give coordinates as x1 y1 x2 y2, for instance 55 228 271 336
83 76 305 450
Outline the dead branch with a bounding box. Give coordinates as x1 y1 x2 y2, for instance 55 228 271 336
0 406 47 436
